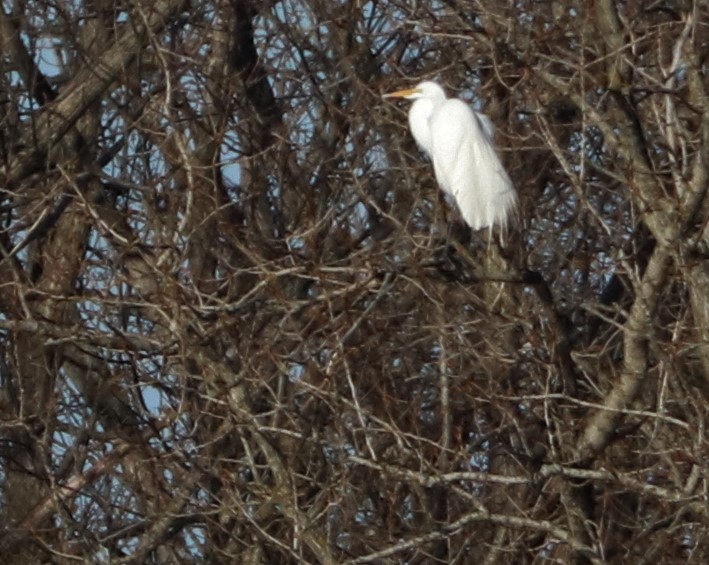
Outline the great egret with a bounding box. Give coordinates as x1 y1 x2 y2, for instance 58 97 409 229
383 81 517 232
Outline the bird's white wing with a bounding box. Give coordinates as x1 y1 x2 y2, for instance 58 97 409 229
429 99 517 230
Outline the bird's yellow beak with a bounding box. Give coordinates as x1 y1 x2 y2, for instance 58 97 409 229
382 87 420 99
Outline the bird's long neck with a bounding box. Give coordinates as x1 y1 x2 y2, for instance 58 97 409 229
408 98 438 156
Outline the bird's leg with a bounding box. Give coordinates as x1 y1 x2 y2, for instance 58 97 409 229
430 189 451 254
441 193 454 256
426 191 457 275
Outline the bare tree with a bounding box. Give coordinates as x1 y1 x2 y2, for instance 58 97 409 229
1 1 708 563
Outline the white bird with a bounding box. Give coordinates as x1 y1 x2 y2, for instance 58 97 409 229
383 81 517 232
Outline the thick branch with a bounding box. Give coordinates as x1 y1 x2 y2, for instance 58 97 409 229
1 0 187 188
0 8 57 105
0 443 131 556
578 243 672 457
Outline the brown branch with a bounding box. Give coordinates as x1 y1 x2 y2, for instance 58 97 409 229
347 506 599 564
229 0 283 150
0 8 57 105
347 456 701 507
578 243 672 457
0 443 132 556
1 0 187 188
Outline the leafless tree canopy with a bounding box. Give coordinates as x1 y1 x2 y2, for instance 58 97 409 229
1 1 708 563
